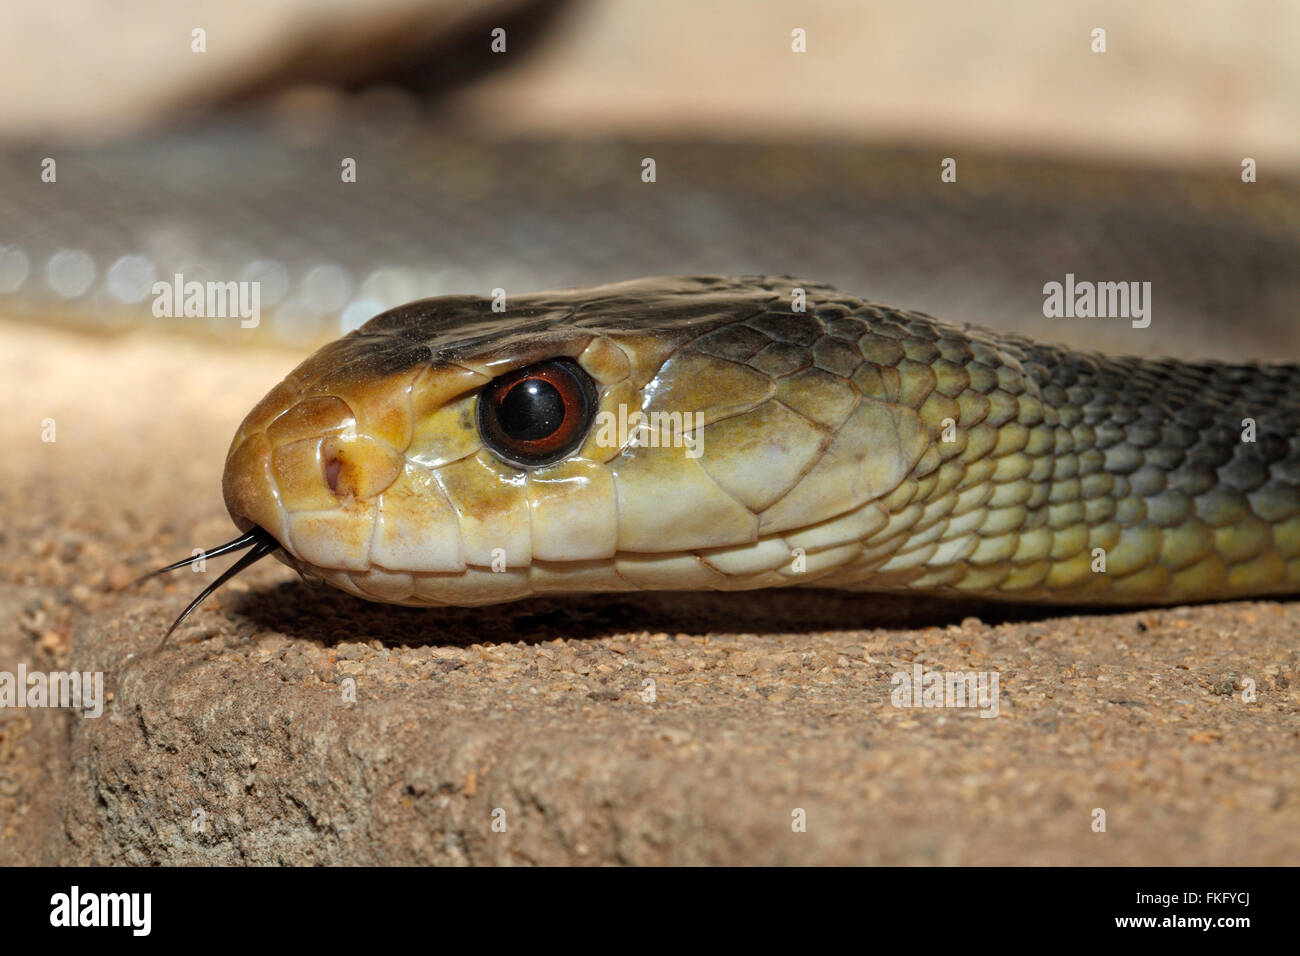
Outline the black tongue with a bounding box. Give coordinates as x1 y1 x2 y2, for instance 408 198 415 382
135 526 270 583
156 533 279 649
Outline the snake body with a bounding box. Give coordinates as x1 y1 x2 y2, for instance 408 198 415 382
221 275 1300 608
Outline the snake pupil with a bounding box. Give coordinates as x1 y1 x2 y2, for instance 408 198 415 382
478 358 598 468
498 379 565 440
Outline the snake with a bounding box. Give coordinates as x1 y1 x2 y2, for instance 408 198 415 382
149 274 1300 636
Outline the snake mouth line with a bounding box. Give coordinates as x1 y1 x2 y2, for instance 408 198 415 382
141 526 281 647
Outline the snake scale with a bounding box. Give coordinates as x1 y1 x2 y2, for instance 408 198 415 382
156 274 1300 628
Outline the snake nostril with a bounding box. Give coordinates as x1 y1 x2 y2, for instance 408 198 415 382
318 435 404 501
323 451 343 496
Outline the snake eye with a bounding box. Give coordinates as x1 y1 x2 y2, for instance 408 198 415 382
477 359 598 468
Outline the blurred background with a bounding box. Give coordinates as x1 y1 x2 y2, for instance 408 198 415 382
0 0 1297 358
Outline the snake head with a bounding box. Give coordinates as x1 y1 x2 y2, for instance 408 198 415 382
218 285 687 604
216 276 922 609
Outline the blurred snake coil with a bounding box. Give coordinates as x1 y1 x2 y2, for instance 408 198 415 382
213 274 1300 610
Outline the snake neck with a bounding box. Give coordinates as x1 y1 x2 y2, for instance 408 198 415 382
819 314 1300 604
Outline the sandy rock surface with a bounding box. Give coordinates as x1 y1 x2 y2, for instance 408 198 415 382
1 322 1297 864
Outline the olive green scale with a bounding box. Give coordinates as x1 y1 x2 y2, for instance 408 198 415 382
652 277 1300 604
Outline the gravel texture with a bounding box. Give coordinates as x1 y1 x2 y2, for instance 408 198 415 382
2 322 1298 865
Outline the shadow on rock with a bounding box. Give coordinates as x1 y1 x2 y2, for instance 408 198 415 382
232 578 1098 648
